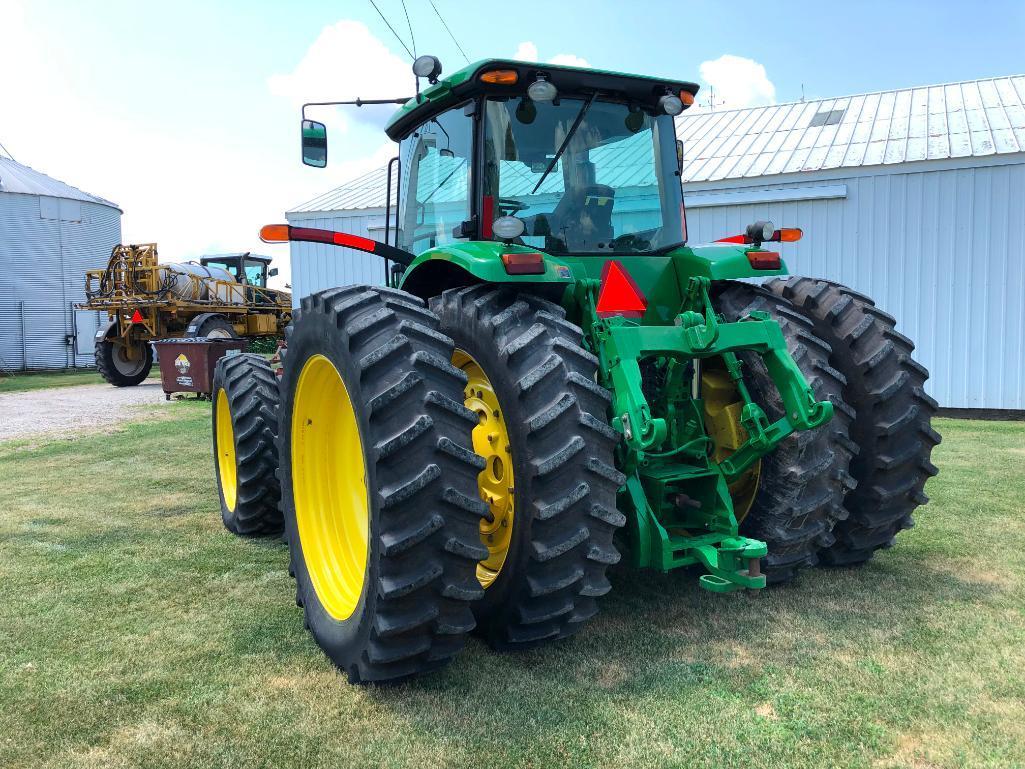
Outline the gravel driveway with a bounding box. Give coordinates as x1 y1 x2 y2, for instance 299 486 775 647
0 382 173 441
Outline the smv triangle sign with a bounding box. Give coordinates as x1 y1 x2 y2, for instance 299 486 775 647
595 261 647 318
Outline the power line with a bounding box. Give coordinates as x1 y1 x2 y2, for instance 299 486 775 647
399 0 416 58
0 139 13 161
429 0 470 64
367 0 414 60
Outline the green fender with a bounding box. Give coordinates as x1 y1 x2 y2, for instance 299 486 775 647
668 244 789 281
398 241 575 299
397 240 788 301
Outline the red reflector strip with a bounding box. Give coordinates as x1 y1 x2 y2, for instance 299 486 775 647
259 223 415 266
481 195 495 239
130 310 144 323
715 234 749 244
332 231 378 251
286 226 378 253
596 261 647 317
746 250 781 270
501 252 545 275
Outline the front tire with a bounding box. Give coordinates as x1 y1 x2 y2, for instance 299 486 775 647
95 337 152 387
767 277 941 565
278 287 488 683
432 287 625 650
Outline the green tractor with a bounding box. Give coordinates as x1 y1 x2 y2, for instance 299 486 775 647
210 57 939 683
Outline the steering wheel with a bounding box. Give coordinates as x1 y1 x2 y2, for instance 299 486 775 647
608 233 651 252
498 197 529 214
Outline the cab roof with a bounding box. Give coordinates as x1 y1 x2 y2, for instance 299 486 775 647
201 252 273 264
384 58 700 141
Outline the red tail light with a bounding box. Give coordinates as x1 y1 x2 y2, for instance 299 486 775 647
596 261 647 318
501 252 545 275
746 251 781 270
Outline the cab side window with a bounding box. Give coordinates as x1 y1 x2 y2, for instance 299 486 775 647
397 104 473 254
205 260 239 279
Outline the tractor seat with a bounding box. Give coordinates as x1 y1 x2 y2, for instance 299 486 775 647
571 185 615 251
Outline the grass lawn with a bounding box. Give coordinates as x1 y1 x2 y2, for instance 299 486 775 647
0 369 161 394
0 369 106 393
0 409 1022 768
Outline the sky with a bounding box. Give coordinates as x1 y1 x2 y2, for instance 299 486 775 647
2 0 1023 287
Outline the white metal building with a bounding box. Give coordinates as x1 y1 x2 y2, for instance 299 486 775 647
285 74 1025 411
286 167 397 303
0 155 122 372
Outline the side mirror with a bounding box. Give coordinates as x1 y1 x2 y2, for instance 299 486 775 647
301 120 327 168
268 267 279 277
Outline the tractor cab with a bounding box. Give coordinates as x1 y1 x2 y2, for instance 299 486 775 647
200 253 277 288
302 59 697 260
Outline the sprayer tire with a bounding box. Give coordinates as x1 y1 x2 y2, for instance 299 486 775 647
211 353 283 536
95 337 152 387
277 286 488 683
189 315 237 339
431 286 625 651
713 281 856 584
767 277 941 566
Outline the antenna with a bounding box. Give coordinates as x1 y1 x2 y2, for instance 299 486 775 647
367 0 414 60
0 139 14 162
429 0 471 64
399 0 416 57
702 86 725 112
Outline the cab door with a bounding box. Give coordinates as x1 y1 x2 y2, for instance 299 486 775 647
397 103 476 256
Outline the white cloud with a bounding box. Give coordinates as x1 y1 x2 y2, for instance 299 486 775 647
513 41 539 62
268 20 413 131
548 53 590 68
698 54 776 109
512 41 589 69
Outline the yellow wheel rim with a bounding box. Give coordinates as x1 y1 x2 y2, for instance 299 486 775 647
453 349 515 590
702 366 761 522
291 354 368 621
215 388 237 512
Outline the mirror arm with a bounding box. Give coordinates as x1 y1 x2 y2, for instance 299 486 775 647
301 97 412 120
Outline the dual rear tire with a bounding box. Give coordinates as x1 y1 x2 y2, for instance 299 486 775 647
211 353 282 536
212 286 623 680
767 277 941 565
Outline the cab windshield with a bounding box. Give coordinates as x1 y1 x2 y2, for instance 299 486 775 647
483 96 685 255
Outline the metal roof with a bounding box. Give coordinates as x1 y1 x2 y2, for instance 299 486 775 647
289 166 396 214
290 74 1025 213
0 155 119 209
677 74 1025 184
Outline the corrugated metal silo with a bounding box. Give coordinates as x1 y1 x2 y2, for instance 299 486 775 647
0 155 122 371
